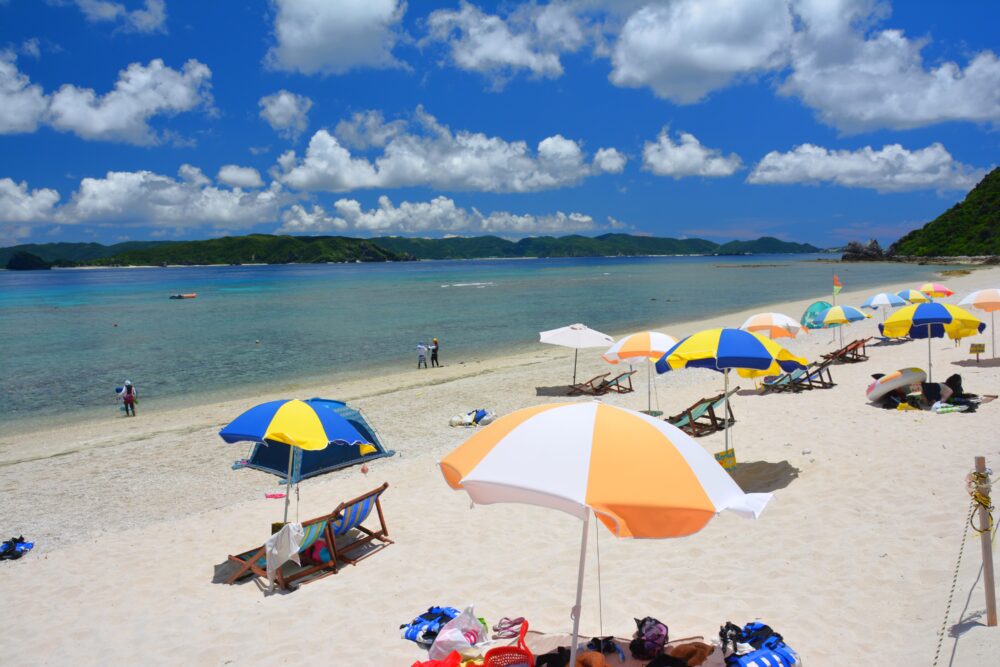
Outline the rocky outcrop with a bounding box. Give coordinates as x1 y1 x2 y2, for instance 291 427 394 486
841 239 885 261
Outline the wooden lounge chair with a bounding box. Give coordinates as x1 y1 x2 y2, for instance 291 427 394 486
666 387 739 437
601 370 637 394
766 360 836 393
568 373 610 396
225 482 391 589
822 338 871 364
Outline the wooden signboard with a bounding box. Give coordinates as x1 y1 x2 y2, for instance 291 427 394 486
971 343 986 362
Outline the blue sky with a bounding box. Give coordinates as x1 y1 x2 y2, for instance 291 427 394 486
0 0 997 248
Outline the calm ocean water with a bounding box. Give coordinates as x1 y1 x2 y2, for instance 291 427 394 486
0 255 945 428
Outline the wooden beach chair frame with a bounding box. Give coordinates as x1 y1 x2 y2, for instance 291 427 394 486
568 373 610 396
225 482 391 589
666 387 739 437
770 360 836 393
602 370 637 394
822 338 871 364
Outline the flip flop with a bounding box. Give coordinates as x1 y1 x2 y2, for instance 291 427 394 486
492 616 525 640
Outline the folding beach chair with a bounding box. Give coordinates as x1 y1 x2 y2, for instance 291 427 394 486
328 482 393 568
225 515 336 589
568 372 610 396
601 370 637 394
771 359 836 393
666 387 739 437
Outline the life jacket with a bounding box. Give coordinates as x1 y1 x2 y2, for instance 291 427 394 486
400 607 461 648
721 621 799 667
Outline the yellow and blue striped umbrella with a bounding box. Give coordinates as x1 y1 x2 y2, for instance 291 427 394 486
655 328 807 452
813 305 870 326
880 303 985 381
897 289 932 303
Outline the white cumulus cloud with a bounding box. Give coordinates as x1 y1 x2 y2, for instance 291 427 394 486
267 0 405 75
0 52 48 134
278 107 622 193
0 178 60 222
217 165 264 189
609 0 792 103
782 0 1000 132
425 2 583 86
643 130 742 178
747 142 985 192
277 195 597 235
57 167 287 228
74 0 167 34
259 90 312 140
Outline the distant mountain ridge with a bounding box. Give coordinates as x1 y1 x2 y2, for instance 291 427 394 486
2 233 826 267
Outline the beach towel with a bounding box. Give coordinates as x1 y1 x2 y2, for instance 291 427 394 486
0 536 34 561
264 522 304 591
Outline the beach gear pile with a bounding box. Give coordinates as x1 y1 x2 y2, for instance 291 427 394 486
0 536 33 561
402 607 798 667
449 409 497 428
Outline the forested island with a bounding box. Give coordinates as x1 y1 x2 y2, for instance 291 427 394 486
2 233 824 269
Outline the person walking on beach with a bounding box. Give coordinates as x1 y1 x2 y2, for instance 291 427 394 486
121 380 138 417
430 338 440 367
417 342 428 369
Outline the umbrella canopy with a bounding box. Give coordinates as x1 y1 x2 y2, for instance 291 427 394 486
440 402 770 666
813 305 870 326
879 303 985 381
602 331 678 364
739 312 806 339
862 292 906 310
919 282 954 298
220 399 369 521
959 289 1000 357
540 323 614 384
655 328 807 452
801 300 833 330
898 289 932 303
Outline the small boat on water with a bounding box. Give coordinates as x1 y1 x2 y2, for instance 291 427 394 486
169 293 197 299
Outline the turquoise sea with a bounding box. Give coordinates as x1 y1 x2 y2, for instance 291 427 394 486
0 255 948 429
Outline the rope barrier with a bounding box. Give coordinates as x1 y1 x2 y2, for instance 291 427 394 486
931 502 975 667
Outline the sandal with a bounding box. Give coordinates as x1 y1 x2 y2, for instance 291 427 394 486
492 616 526 640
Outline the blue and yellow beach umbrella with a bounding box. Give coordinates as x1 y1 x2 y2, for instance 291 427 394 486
220 399 372 521
813 305 870 326
656 328 808 453
880 303 985 381
897 289 932 304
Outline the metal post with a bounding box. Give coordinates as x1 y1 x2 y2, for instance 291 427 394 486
928 324 933 382
974 456 997 626
993 312 996 359
573 349 579 385
283 445 294 524
647 359 652 413
723 369 731 453
569 511 591 667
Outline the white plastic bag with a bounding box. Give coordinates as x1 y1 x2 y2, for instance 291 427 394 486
428 605 489 660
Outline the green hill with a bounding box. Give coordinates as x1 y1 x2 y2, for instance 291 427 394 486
0 240 169 266
715 236 821 255
5 251 51 270
94 234 405 265
371 235 517 259
373 233 719 258
890 168 1000 257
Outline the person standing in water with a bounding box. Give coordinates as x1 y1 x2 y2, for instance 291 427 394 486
122 380 138 417
430 338 440 367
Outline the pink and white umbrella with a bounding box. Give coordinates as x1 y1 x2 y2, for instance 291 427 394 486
739 312 806 339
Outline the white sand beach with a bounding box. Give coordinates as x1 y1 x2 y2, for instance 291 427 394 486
3 268 1000 665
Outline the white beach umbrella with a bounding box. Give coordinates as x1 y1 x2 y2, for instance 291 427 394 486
739 312 805 339
440 402 770 667
540 323 614 384
959 289 1000 357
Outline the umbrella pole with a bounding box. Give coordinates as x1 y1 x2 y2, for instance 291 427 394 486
927 324 933 382
283 446 294 524
647 359 652 413
993 312 996 359
724 370 731 453
569 511 591 667
573 349 579 385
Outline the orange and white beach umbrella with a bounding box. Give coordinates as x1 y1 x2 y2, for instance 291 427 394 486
602 331 678 364
739 312 806 339
440 402 770 665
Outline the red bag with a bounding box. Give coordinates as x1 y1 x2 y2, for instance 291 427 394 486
483 621 533 667
411 650 462 667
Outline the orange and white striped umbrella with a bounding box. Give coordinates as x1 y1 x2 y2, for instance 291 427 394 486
440 402 770 538
602 331 678 364
739 312 805 339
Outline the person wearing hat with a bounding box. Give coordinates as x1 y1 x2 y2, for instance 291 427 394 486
121 380 138 417
430 338 440 368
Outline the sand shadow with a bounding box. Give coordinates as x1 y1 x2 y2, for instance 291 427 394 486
729 460 800 493
536 385 571 397
736 388 760 397
951 358 1000 368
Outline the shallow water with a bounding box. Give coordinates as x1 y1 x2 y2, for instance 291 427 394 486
0 255 945 427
